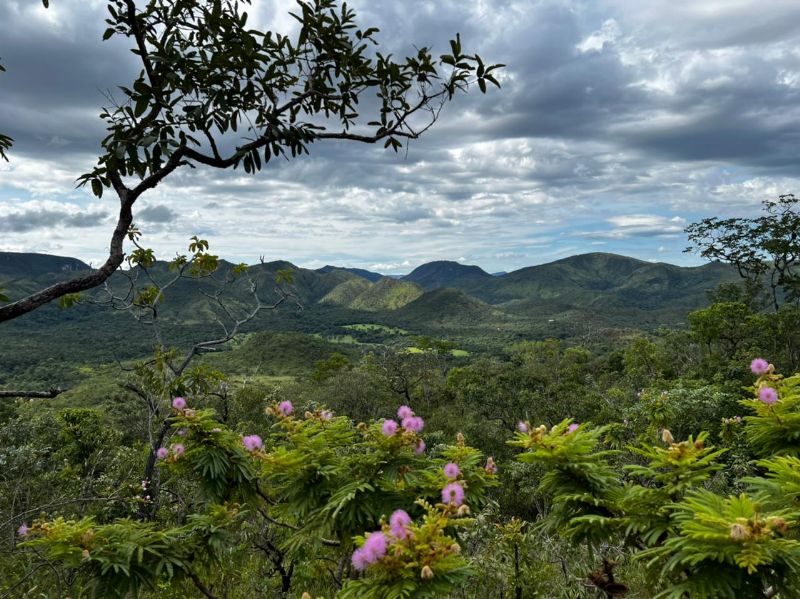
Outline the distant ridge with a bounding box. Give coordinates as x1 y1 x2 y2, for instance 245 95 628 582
403 260 493 289
0 252 91 279
316 265 383 282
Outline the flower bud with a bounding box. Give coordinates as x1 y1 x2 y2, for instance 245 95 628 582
661 429 674 445
729 523 748 540
449 543 461 554
421 565 434 579
456 432 466 447
457 504 471 516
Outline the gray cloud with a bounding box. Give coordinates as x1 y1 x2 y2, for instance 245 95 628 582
0 204 108 233
138 204 178 224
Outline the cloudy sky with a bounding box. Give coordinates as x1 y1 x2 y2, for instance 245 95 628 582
1 0 799 274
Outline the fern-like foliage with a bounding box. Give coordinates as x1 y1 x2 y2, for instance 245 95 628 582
639 491 800 598
20 504 243 598
742 371 800 456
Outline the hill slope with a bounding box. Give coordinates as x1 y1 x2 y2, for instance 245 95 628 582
403 260 493 290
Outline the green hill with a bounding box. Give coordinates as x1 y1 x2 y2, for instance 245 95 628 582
402 260 493 290
348 278 424 312
316 265 383 282
390 288 508 328
0 252 90 279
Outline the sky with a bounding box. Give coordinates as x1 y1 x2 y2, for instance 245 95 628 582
1 0 799 275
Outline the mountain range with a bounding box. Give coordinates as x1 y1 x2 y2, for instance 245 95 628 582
0 250 739 353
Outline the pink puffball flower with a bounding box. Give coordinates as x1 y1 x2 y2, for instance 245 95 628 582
172 396 187 410
321 410 333 421
352 531 387 569
443 462 460 479
517 421 528 433
441 482 465 506
171 443 185 457
485 457 497 475
278 401 294 416
750 358 770 375
243 434 264 451
176 428 187 437
363 531 387 558
382 419 399 437
17 523 29 537
414 439 426 454
156 447 169 459
567 423 579 433
351 548 369 571
390 509 412 539
759 387 779 405
402 416 424 432
397 405 414 420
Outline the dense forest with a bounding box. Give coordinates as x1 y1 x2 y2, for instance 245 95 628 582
1 197 800 597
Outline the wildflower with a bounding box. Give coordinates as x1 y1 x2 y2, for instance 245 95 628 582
421 565 434 579
402 416 424 432
321 410 333 421
171 443 185 457
361 531 388 562
517 421 528 433
172 396 187 410
17 523 28 537
176 428 187 437
156 447 169 459
567 423 579 433
485 457 497 475
759 387 778 405
442 482 465 506
243 434 263 451
278 401 294 416
382 419 398 436
397 405 414 420
443 462 460 479
390 509 412 539
414 439 426 454
351 548 369 571
750 358 770 375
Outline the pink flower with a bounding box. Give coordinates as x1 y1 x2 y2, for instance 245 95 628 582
402 416 424 432
156 447 169 459
278 401 293 416
414 439 426 454
171 443 185 457
485 457 497 475
172 397 187 410
362 531 387 559
351 548 369 571
243 435 263 451
517 421 528 433
17 523 28 537
759 387 779 405
176 428 187 437
382 419 398 436
441 482 465 506
567 423 579 433
321 410 333 421
750 358 770 375
443 462 460 479
350 531 389 571
397 405 414 420
390 509 412 539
